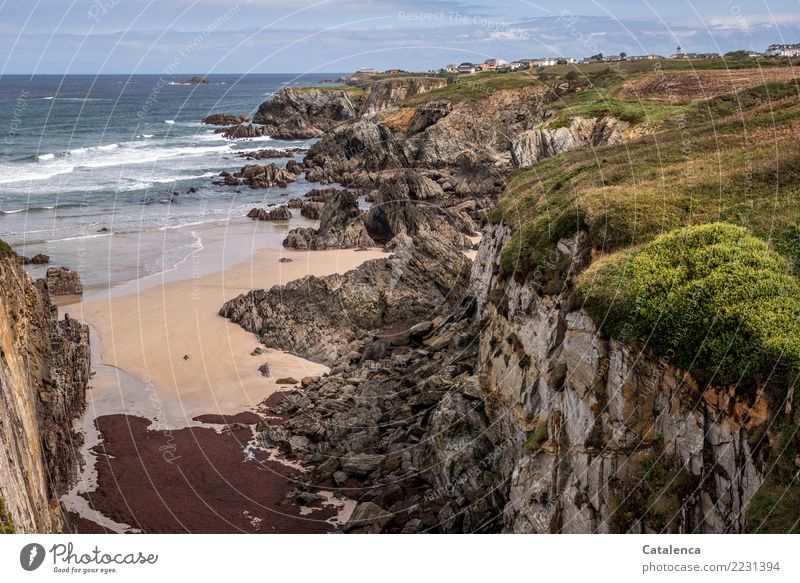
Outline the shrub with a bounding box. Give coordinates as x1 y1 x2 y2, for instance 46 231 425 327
0 493 14 534
577 223 800 389
0 239 12 260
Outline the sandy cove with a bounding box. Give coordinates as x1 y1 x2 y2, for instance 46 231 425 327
59 220 386 532
63 220 389 427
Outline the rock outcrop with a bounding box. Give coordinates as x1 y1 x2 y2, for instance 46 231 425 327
0 252 90 533
42 267 83 296
364 171 475 248
219 164 297 189
360 77 447 116
511 116 629 167
253 88 366 139
220 235 471 364
283 189 373 250
247 206 292 221
202 113 249 125
215 123 271 140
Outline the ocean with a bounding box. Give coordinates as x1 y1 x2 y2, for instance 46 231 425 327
0 73 338 289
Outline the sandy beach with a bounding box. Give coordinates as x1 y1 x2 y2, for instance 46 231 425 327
63 219 388 427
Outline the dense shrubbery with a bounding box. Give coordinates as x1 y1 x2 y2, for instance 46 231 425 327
577 224 800 388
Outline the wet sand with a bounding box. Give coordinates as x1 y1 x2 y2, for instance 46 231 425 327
79 414 339 533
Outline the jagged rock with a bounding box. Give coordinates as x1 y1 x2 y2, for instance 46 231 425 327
181 76 208 84
258 363 271 377
283 189 373 250
247 206 292 221
29 254 50 264
239 148 295 160
344 502 390 533
253 87 366 139
229 164 297 189
202 113 249 125
257 424 289 448
304 187 342 203
364 171 474 248
215 123 271 140
221 235 472 364
300 202 324 220
360 77 447 116
511 116 629 168
342 453 385 477
41 267 83 296
285 159 303 175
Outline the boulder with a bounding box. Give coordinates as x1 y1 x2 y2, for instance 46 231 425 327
247 206 293 221
227 164 297 189
41 267 83 296
344 502 390 533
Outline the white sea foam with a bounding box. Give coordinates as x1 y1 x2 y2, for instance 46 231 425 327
164 120 176 124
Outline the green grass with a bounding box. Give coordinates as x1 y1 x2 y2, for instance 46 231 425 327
0 493 14 534
523 421 549 453
0 239 13 260
400 70 542 105
489 81 800 286
294 85 367 95
577 224 800 390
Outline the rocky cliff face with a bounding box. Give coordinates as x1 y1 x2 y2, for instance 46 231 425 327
0 254 90 533
510 116 630 168
252 88 366 139
360 77 447 116
303 84 552 195
240 222 773 533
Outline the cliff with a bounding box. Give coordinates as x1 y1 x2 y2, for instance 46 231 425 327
0 250 90 533
225 71 800 533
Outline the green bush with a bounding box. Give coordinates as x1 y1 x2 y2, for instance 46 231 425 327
0 239 12 260
0 493 14 534
577 223 800 388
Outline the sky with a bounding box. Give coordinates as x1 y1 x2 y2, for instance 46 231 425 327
0 0 799 74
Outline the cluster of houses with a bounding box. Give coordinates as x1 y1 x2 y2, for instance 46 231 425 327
350 43 799 79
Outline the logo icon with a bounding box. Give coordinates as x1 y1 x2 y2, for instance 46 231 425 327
20 543 46 571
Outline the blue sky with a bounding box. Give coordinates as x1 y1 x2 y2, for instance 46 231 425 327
1 0 799 73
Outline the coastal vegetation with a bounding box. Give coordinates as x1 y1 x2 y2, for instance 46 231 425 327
577 223 800 389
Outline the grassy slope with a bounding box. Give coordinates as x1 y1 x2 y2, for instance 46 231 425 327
486 67 800 532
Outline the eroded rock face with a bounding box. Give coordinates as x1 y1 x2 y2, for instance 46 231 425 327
42 267 83 296
251 223 773 534
283 189 373 250
220 235 472 365
253 88 366 139
364 171 475 248
360 77 447 116
511 116 630 168
0 255 90 533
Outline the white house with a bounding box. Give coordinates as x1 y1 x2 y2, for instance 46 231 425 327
766 43 800 57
